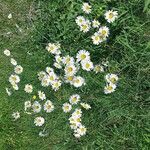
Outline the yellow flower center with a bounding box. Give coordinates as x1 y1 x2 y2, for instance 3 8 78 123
109 13 113 19
86 63 90 68
67 67 73 73
81 54 86 60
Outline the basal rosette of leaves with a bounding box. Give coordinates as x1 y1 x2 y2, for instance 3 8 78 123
3 2 119 139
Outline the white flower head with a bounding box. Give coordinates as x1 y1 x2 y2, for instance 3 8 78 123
76 125 87 136
94 64 104 73
14 65 23 74
80 20 91 33
62 103 72 113
24 101 32 111
12 111 20 120
38 91 46 100
73 76 85 88
69 94 80 105
10 58 17 66
41 77 50 87
82 3 92 14
9 74 20 84
75 16 86 26
4 49 11 56
51 80 62 91
98 26 110 38
64 64 77 76
32 101 41 113
76 50 90 62
24 84 33 93
104 10 118 23
91 32 104 45
44 100 54 113
34 116 45 126
62 55 75 65
38 71 46 81
46 43 61 55
92 19 100 28
105 74 119 84
104 83 117 94
81 60 94 71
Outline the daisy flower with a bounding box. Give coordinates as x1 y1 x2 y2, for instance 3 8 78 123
76 50 90 62
62 55 75 65
34 116 45 126
4 49 11 56
94 64 104 73
12 111 20 120
51 80 62 91
38 71 46 81
46 43 60 55
10 58 17 66
80 20 91 33
47 72 57 84
41 77 50 87
55 55 62 64
64 75 74 84
24 101 32 111
98 26 110 38
75 16 86 26
62 103 72 113
9 74 20 84
80 103 91 110
44 100 54 113
104 10 118 23
105 74 119 84
14 65 23 74
72 108 82 118
76 125 87 136
82 3 92 14
74 133 81 138
69 94 80 105
38 91 46 100
24 84 33 93
92 19 100 28
104 83 117 94
73 76 85 88
81 60 94 71
64 64 77 76
32 101 41 113
91 32 104 45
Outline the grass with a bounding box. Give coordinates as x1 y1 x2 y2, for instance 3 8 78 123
0 0 150 149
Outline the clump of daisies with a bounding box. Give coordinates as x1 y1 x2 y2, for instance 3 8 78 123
38 66 62 91
24 91 54 127
75 3 118 45
4 49 23 95
62 94 91 138
104 73 119 94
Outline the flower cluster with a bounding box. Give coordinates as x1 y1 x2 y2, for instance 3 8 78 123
104 74 119 94
75 2 118 45
24 91 54 127
62 94 91 138
38 67 62 91
4 49 23 95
